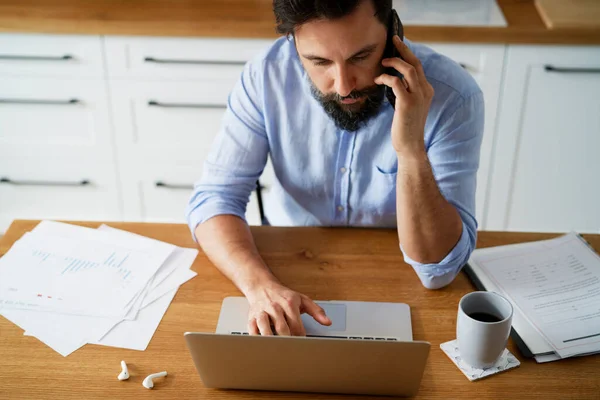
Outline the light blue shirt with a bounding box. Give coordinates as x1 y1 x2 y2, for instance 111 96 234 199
186 37 484 289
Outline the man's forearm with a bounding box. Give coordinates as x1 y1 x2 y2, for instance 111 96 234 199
194 215 279 296
395 150 463 264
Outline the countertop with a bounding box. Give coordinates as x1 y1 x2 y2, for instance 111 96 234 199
0 0 599 45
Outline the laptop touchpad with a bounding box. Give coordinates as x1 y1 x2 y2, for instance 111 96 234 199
301 303 347 333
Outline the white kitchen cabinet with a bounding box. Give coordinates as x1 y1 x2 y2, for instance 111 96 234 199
487 46 600 233
425 44 506 231
2 31 598 235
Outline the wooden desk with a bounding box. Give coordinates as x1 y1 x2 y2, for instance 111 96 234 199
1 220 599 399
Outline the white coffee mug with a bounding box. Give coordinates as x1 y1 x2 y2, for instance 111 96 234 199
456 291 514 369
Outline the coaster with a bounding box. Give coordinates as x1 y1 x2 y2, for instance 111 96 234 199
440 339 520 381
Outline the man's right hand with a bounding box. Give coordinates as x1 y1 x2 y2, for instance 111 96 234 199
246 282 332 336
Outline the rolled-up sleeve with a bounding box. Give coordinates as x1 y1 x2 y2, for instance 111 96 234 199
401 91 484 289
185 60 269 240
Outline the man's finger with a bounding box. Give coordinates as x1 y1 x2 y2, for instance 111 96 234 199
248 318 259 336
282 304 307 336
374 73 408 103
301 296 332 326
393 36 427 85
256 311 274 336
271 307 292 336
381 57 419 93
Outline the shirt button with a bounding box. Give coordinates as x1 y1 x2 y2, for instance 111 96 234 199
340 167 347 173
337 205 344 211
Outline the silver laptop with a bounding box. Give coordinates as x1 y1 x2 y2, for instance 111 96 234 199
184 297 430 396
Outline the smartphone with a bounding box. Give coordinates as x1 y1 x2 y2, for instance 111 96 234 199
383 9 404 109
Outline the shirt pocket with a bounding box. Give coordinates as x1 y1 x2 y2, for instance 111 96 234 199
375 165 398 183
364 165 397 224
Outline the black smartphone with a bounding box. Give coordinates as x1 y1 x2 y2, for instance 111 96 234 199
383 9 404 109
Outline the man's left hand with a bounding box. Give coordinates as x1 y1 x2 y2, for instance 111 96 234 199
375 35 434 157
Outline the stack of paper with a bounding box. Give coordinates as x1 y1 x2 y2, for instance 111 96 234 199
467 232 600 363
0 221 198 356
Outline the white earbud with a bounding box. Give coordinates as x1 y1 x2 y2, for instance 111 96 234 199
117 360 129 381
142 371 167 389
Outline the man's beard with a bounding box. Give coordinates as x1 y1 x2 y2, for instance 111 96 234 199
309 79 385 132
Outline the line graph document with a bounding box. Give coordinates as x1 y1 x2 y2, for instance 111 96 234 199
34 221 177 318
0 232 169 317
477 233 600 358
0 221 196 357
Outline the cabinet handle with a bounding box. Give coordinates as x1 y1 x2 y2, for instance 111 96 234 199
144 57 246 66
148 100 225 109
155 181 194 190
0 98 80 105
545 65 600 74
255 180 267 225
155 181 267 192
0 177 90 187
0 54 73 62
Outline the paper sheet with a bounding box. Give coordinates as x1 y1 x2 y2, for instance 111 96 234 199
36 221 178 319
92 289 178 351
33 221 176 259
96 225 198 315
97 224 181 290
15 262 196 356
2 309 118 357
468 241 557 356
475 233 600 359
142 260 197 308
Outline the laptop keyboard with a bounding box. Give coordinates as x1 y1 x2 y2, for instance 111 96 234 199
230 332 398 341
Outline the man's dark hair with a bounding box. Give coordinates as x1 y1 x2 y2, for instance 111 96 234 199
273 0 392 36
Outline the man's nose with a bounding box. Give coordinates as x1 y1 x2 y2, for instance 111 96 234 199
334 65 356 98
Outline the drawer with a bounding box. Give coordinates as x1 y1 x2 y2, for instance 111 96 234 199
0 76 114 160
118 162 272 226
0 155 122 233
104 36 274 80
110 80 233 163
0 33 104 77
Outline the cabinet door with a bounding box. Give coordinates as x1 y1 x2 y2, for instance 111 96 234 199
0 76 115 160
424 44 505 230
109 80 233 163
488 46 600 233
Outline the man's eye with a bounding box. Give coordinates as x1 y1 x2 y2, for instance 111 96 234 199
313 60 331 67
351 55 369 63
